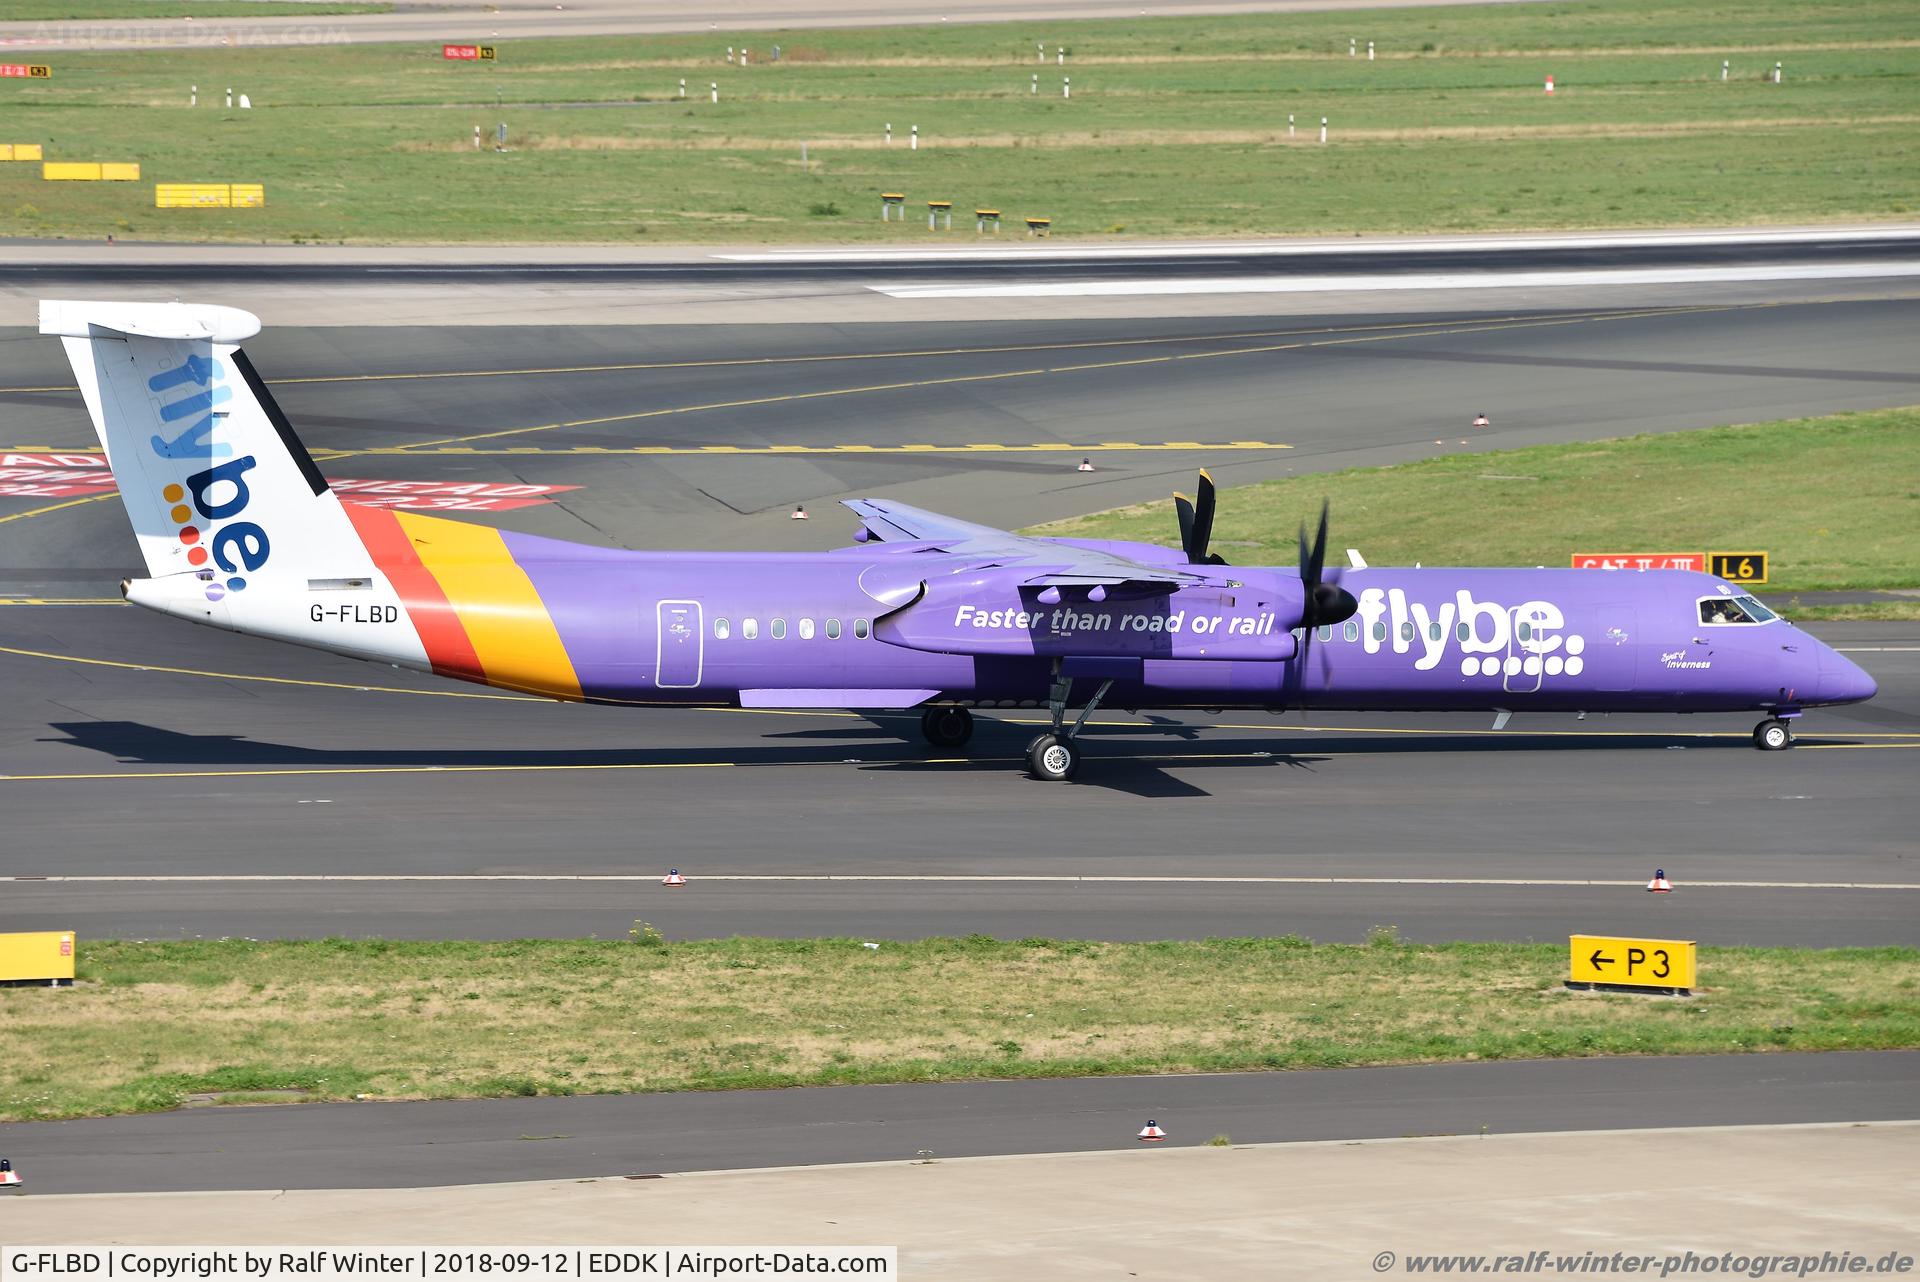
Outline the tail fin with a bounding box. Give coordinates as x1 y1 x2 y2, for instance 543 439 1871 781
41 299 374 593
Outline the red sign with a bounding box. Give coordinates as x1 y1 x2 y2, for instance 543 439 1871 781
1572 551 1706 572
332 479 575 512
0 456 575 512
440 45 494 60
0 64 53 78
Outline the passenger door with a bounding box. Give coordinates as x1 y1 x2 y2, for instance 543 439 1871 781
655 600 703 688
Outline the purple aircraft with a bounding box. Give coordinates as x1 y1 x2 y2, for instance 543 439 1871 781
46 300 1877 780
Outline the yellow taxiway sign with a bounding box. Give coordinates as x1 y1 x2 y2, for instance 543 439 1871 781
1569 934 1696 993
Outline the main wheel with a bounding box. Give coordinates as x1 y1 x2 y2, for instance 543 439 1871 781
920 705 974 749
1753 718 1793 751
1027 733 1079 781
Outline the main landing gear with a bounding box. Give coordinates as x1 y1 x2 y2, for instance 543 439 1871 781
1753 717 1794 751
920 705 974 749
1024 662 1115 782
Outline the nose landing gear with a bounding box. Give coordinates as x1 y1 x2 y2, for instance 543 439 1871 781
1753 717 1794 751
1026 662 1114 781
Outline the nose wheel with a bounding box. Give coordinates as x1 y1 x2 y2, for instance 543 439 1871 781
1753 718 1793 751
1026 733 1079 781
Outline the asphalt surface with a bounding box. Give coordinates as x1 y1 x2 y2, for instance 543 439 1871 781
0 0 1561 50
3 296 1917 946
5 234 1916 287
0 1052 1911 1195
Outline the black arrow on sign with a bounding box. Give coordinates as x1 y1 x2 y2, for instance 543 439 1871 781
1589 949 1614 969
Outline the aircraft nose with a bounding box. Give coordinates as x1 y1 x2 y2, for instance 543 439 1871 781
1817 646 1877 705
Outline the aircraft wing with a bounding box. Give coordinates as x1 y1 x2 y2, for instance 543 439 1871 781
841 498 1214 588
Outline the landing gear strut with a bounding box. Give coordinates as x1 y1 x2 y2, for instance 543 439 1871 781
1026 662 1114 782
1753 718 1793 751
920 705 974 749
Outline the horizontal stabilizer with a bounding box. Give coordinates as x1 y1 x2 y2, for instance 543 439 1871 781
41 299 261 343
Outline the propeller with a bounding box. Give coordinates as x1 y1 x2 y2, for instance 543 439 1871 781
1172 470 1228 565
1288 499 1358 709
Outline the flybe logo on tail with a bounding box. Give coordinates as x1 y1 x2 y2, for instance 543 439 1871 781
147 354 269 601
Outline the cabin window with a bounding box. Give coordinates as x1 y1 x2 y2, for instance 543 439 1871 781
854 618 871 639
826 618 842 640
742 618 758 640
1344 620 1360 643
1456 622 1470 641
1399 621 1414 642
1371 621 1387 642
1428 622 1442 641
1317 625 1332 643
1517 621 1533 642
714 618 730 640
771 618 788 640
798 618 815 640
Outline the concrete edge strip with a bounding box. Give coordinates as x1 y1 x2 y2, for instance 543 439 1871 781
720 227 1920 263
4 874 1915 890
870 263 1920 300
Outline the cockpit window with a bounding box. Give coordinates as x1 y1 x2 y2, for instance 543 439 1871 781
1698 595 1776 625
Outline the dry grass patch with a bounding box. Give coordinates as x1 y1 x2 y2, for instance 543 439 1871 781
0 935 1913 1122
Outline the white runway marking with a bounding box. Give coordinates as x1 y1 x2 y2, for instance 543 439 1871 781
870 262 1920 299
4 874 1914 890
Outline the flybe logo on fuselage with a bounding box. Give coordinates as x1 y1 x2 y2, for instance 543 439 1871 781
146 353 269 602
1351 586 1590 680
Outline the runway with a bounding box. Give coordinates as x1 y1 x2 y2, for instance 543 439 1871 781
1 1051 1912 1195
3 285 1918 946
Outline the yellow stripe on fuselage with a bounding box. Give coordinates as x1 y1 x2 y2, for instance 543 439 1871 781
392 512 582 700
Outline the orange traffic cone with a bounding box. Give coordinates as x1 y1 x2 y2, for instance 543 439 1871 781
1137 1120 1167 1142
1077 457 1095 472
0 1159 19 1188
663 869 687 887
1646 868 1673 893
790 505 809 520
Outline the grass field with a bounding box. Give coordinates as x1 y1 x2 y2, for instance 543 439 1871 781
1031 406 1920 600
2 935 1914 1122
0 0 1913 241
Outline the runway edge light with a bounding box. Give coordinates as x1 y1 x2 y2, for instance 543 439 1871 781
1647 868 1673 893
662 868 687 887
0 1158 20 1189
1138 1120 1167 1142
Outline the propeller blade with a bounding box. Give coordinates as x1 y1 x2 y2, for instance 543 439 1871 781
1173 492 1196 561
1190 470 1217 566
1308 499 1328 593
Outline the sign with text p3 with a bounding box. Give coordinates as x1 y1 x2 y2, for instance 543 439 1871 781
1 64 53 78
1572 551 1706 572
442 44 496 60
1569 934 1696 992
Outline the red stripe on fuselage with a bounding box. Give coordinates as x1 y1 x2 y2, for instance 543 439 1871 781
344 502 486 681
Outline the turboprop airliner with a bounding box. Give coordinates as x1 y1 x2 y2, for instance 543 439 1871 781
43 300 1876 781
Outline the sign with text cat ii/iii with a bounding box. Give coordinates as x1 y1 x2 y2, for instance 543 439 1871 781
441 44 496 60
1571 552 1706 572
0 64 53 78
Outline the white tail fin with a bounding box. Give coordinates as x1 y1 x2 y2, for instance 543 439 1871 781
42 300 374 595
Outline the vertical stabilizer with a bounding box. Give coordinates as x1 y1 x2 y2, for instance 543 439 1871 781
41 299 375 598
